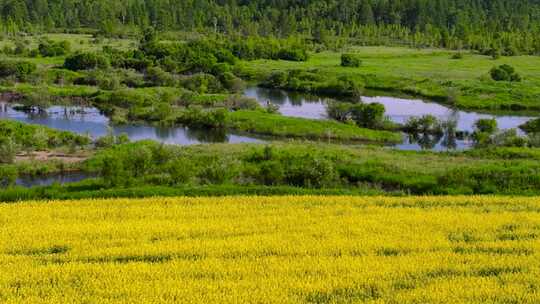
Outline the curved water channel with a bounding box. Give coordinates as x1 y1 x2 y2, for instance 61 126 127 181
1 88 537 187
245 86 537 151
0 103 263 145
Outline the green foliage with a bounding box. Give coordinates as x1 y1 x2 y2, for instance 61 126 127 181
74 69 122 90
95 128 130 148
263 70 364 97
490 64 521 82
0 120 91 152
438 164 540 194
0 60 36 80
341 54 362 67
326 101 353 123
475 119 498 134
350 103 386 129
404 115 444 134
180 73 223 94
326 101 386 129
277 47 309 62
1 0 540 55
64 52 110 71
38 40 71 57
0 137 18 164
228 110 400 142
520 118 540 134
78 142 540 196
178 107 228 128
144 66 175 87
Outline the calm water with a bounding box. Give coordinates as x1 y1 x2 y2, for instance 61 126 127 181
244 87 537 151
244 87 328 119
361 96 534 133
0 103 263 145
15 171 93 188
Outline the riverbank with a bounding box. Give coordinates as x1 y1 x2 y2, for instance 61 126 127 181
238 47 540 112
3 141 540 200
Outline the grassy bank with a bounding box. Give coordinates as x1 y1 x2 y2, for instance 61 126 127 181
1 196 539 303
228 110 402 143
239 47 540 111
3 142 540 200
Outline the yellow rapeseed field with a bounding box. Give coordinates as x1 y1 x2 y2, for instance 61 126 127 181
1 196 540 303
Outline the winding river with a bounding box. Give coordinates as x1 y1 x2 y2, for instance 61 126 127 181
245 86 536 151
1 87 538 187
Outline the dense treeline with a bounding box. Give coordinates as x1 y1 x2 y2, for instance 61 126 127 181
1 0 540 53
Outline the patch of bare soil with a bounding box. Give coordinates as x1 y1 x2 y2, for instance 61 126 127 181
15 151 89 163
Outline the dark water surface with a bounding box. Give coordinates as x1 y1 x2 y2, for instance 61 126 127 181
15 171 94 188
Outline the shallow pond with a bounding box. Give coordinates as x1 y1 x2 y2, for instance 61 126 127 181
15 171 94 188
0 103 263 145
245 86 537 151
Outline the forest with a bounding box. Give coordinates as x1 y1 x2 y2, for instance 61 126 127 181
1 0 540 53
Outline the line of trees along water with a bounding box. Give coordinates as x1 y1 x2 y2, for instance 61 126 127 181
1 0 540 53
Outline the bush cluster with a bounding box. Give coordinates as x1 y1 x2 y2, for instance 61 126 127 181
341 53 362 67
64 52 110 71
263 70 365 97
326 101 386 129
0 60 37 80
490 64 521 82
38 40 71 57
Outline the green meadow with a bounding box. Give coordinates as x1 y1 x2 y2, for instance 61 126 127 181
240 47 540 111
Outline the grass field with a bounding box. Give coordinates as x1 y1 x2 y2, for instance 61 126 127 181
1 196 539 303
228 110 402 143
240 47 540 111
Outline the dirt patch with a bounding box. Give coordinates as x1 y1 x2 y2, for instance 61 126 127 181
15 151 89 163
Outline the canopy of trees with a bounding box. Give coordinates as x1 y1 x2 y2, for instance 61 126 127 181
1 0 540 53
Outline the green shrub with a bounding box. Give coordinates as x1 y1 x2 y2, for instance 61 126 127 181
74 69 121 90
438 164 540 194
483 48 501 60
167 158 195 185
0 166 18 187
326 101 354 122
520 118 540 134
265 71 289 88
490 64 521 82
64 52 110 71
225 95 261 111
318 75 364 97
325 101 386 129
14 39 29 56
277 47 309 61
181 73 224 94
0 137 18 164
350 103 386 129
492 129 528 147
341 53 362 67
451 52 464 59
144 66 175 87
219 72 245 93
178 107 228 128
0 60 37 80
404 115 443 134
38 40 71 57
475 119 498 134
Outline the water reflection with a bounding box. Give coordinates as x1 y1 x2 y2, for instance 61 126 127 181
244 87 329 119
0 103 263 145
361 96 534 133
244 87 537 151
15 171 94 188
